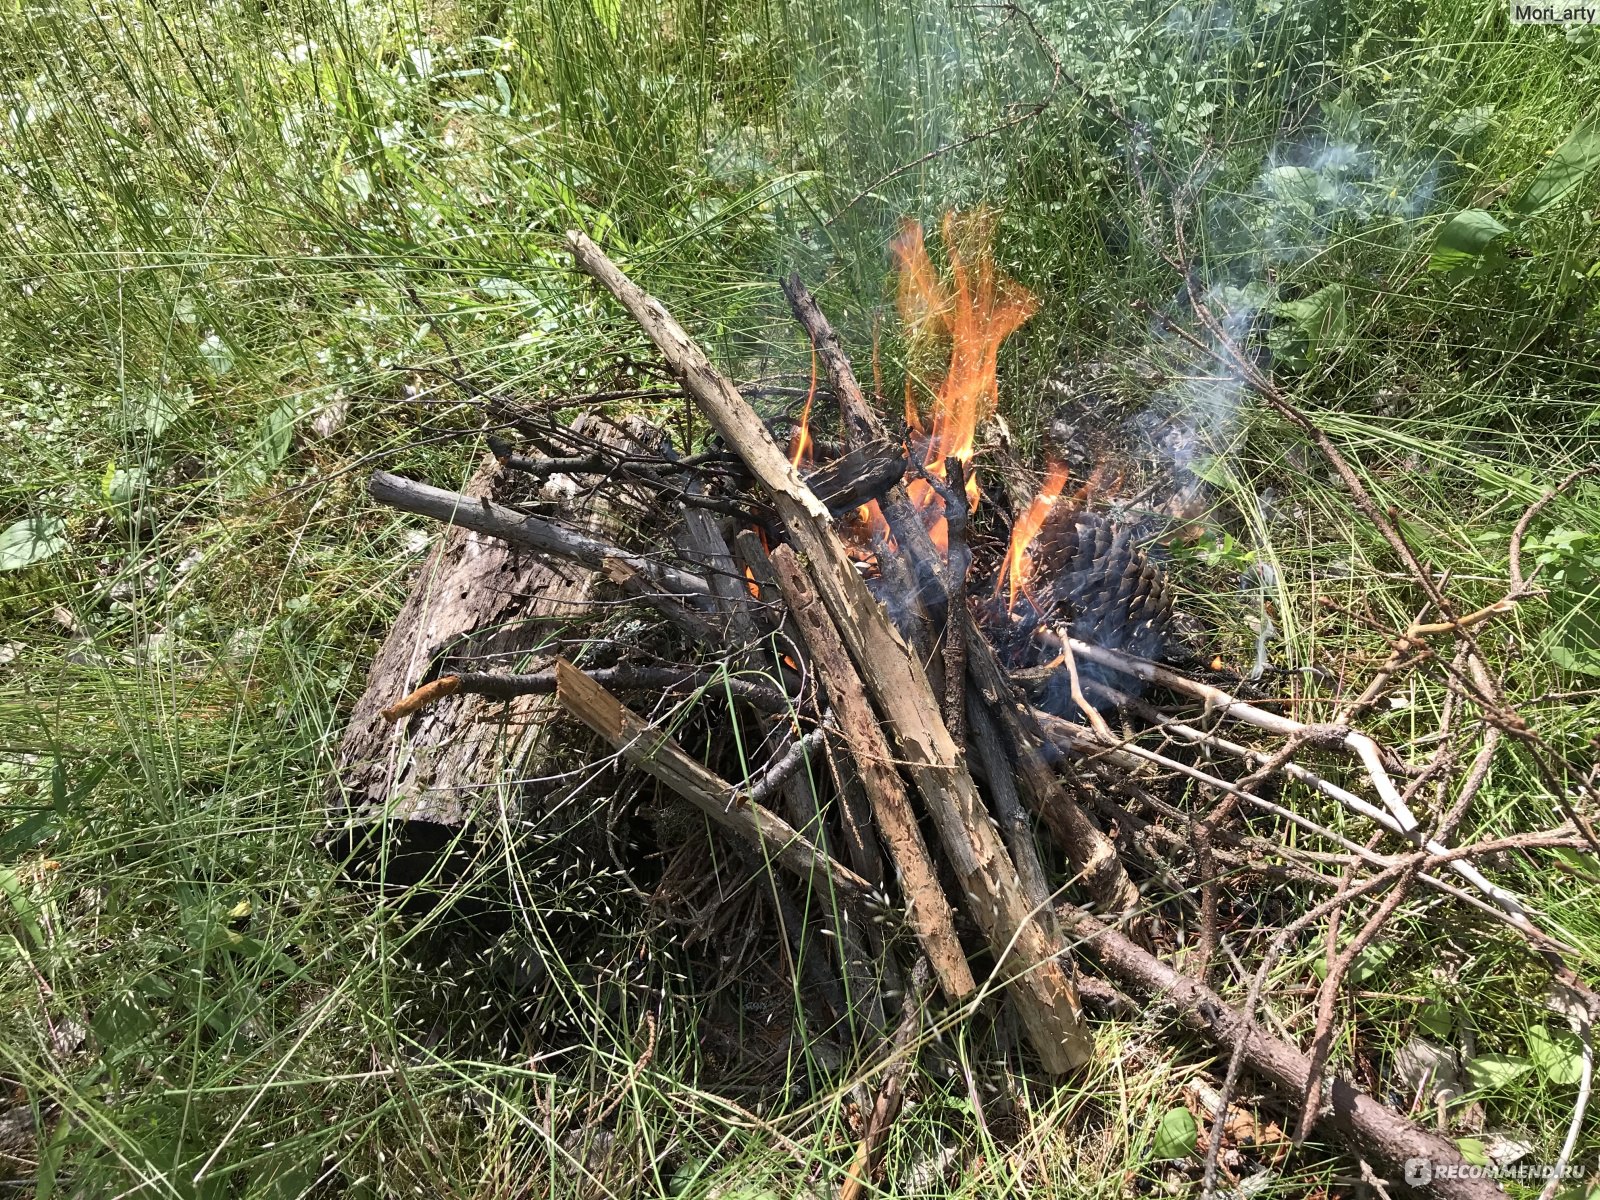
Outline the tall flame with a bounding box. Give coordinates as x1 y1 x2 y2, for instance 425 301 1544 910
891 210 1039 548
997 464 1069 611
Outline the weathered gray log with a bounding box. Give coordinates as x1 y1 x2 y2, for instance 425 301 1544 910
329 424 635 831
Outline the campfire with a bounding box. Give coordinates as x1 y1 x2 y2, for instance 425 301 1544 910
327 215 1586 1198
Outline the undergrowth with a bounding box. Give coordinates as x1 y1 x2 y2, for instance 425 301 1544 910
1 0 1597 1194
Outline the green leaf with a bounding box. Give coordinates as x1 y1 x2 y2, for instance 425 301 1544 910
1314 939 1398 984
0 867 45 950
1456 1137 1491 1167
1548 642 1600 677
1527 1023 1586 1086
1464 1052 1532 1090
1266 165 1336 214
198 331 235 376
1272 284 1349 365
124 386 193 437
1151 1107 1198 1160
101 464 146 514
1429 209 1510 272
0 516 66 571
1553 847 1600 880
1417 1000 1454 1039
1511 117 1600 218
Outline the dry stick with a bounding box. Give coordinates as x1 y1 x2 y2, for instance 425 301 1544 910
1540 1012 1593 1200
554 660 874 906
749 723 832 809
781 270 1143 931
766 545 976 1004
1034 706 1581 959
1062 636 1548 944
1059 907 1504 1200
573 231 1093 1071
837 957 935 1200
935 457 971 743
378 665 793 722
369 471 711 604
966 699 1053 910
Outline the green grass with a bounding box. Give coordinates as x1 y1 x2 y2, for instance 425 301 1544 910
2 0 1599 1193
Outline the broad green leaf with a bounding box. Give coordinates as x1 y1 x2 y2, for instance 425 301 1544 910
259 402 296 472
124 386 193 437
0 866 45 949
1527 1023 1586 1085
1464 1052 1532 1090
1314 939 1397 984
101 463 146 513
0 516 67 571
1417 999 1453 1039
1266 165 1335 213
1548 642 1600 678
1429 209 1510 272
1151 1107 1198 1159
1511 117 1600 217
1272 284 1349 364
1456 1137 1491 1167
198 332 234 376
1553 847 1600 880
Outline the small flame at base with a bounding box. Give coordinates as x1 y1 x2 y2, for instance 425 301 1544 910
998 464 1069 611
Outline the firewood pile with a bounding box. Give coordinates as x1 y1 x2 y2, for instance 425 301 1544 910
325 220 1595 1199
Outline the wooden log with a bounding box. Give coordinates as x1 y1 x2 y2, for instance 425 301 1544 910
554 659 875 906
779 271 1142 933
767 546 976 1003
1060 907 1506 1200
329 421 633 833
569 231 1090 1071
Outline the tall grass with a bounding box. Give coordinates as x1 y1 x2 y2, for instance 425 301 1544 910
1 0 1597 1192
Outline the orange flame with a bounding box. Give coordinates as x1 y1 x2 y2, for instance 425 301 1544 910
789 336 819 469
891 210 1038 548
997 465 1069 612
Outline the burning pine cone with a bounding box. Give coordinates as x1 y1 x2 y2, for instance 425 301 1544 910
997 507 1173 719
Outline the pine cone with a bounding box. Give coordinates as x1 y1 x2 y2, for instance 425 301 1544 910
1015 508 1172 718
1029 508 1172 663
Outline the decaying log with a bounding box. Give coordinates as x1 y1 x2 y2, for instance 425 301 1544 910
1060 907 1506 1200
329 420 633 834
767 545 975 1003
570 231 1091 1071
554 659 875 906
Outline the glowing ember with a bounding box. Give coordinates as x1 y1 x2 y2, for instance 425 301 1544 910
892 210 1039 549
997 464 1069 611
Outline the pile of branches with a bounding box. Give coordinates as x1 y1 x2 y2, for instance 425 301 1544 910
351 232 1598 1199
